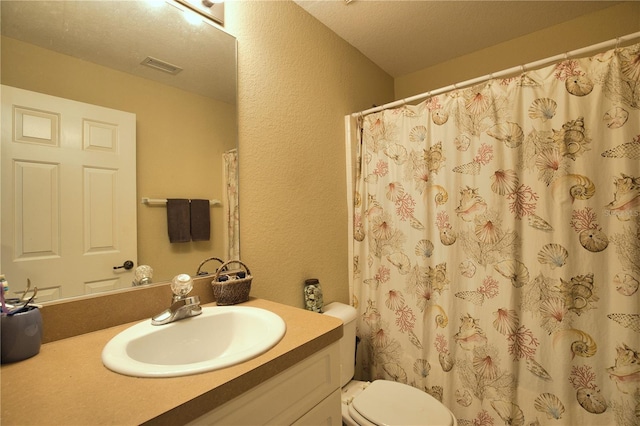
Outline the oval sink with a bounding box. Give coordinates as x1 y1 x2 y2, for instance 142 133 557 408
102 306 286 377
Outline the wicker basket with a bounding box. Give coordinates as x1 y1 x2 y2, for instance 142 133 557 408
211 260 252 305
195 257 226 276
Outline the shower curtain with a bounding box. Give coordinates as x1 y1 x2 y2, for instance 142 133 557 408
351 43 640 425
223 149 239 260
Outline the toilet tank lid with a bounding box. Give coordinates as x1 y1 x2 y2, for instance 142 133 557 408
323 302 357 323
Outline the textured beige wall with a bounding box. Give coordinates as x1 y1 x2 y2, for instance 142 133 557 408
1 37 236 283
224 0 640 309
395 2 640 99
8 1 629 309
224 1 394 307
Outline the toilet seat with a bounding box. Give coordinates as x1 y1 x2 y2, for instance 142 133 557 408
349 380 454 426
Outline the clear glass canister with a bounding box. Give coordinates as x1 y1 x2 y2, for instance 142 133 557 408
303 278 324 313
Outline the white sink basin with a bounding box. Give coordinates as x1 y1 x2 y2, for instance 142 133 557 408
102 306 286 377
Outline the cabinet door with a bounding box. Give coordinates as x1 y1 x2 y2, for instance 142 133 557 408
187 343 340 425
292 389 341 426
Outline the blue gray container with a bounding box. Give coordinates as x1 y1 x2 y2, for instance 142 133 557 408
1 306 43 363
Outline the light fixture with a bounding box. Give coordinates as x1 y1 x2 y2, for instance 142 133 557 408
174 0 224 25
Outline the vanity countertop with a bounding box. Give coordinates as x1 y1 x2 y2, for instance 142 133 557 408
0 298 343 425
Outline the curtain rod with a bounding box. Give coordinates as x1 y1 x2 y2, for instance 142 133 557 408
352 31 640 118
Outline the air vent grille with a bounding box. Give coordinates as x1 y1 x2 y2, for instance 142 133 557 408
141 56 183 75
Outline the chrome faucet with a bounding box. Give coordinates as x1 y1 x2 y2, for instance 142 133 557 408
151 274 202 326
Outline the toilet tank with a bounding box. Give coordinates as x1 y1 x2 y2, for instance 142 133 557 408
323 302 358 387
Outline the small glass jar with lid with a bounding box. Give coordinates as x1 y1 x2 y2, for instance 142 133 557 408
303 278 324 313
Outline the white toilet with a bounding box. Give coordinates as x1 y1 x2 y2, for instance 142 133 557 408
323 302 457 426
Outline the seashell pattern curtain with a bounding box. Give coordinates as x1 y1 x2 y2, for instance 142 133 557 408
351 43 640 425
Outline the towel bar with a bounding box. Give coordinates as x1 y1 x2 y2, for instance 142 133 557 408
141 198 221 206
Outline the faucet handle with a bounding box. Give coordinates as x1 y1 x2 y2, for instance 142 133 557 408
171 274 193 298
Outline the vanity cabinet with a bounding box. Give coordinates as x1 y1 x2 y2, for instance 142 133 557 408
1 299 344 425
187 342 341 425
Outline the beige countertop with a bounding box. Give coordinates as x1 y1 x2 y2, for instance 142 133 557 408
0 298 343 425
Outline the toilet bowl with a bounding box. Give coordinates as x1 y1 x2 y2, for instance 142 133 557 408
323 302 457 426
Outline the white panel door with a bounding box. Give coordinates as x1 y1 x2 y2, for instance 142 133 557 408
1 85 137 301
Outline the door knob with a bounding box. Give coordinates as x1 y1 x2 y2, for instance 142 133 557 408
114 260 134 270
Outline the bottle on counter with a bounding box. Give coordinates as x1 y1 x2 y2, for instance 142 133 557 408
303 278 324 313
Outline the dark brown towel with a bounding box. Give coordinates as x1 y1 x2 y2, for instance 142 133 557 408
190 199 210 241
167 199 190 243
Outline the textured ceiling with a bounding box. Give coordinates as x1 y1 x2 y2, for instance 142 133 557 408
1 1 236 103
294 0 623 77
2 0 622 95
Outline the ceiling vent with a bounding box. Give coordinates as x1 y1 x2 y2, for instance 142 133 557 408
141 56 183 75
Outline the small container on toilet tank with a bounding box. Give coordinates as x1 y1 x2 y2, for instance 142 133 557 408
303 278 324 313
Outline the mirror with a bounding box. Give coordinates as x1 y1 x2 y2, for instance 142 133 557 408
0 0 238 301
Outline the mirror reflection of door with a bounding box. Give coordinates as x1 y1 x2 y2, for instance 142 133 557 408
2 1 238 290
1 85 137 301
